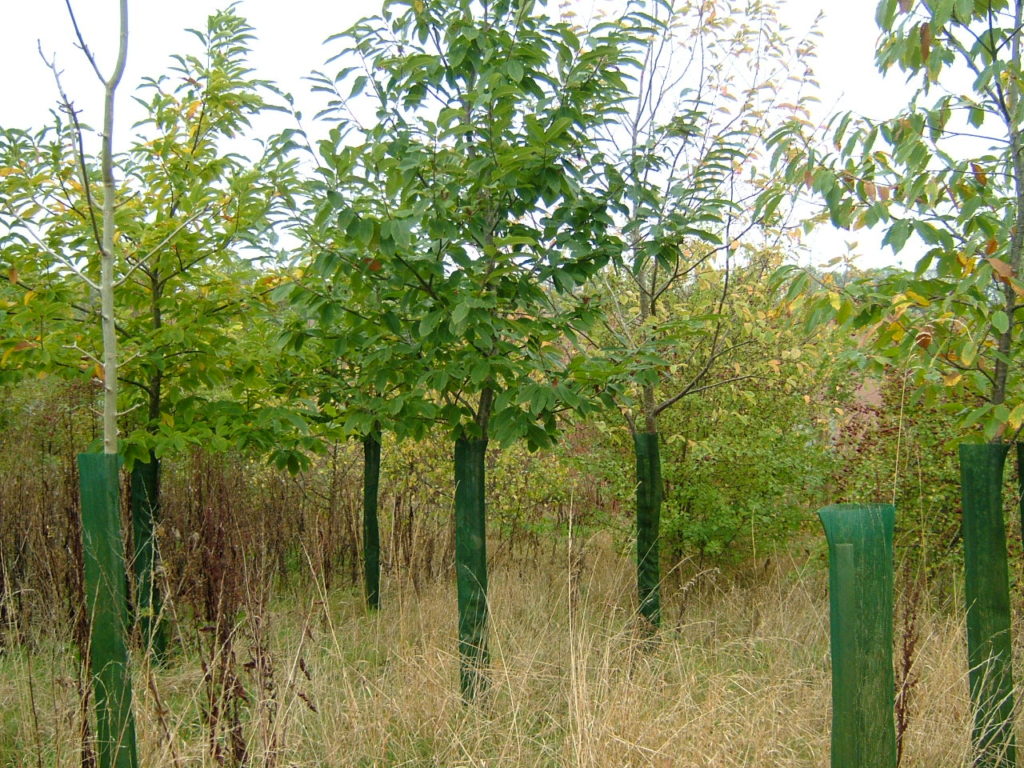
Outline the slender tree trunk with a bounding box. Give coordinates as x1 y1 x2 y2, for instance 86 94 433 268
129 275 167 658
993 0 1024 421
99 1 129 455
363 433 381 610
80 5 138 766
130 451 164 660
635 289 663 628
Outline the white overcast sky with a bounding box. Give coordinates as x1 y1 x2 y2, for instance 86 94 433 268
0 0 915 268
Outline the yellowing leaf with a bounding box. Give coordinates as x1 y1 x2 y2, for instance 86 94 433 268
960 340 978 367
956 251 975 275
161 412 175 427
943 372 962 387
1009 402 1024 432
828 291 841 311
22 290 36 305
905 290 930 307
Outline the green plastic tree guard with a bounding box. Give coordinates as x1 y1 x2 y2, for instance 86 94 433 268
79 453 139 768
130 452 165 660
363 434 382 610
818 503 897 768
454 436 489 699
961 443 1017 768
634 432 662 627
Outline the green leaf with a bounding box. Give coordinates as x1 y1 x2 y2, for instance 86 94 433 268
991 310 1010 335
451 301 470 330
883 220 913 252
418 310 442 338
876 0 898 29
506 59 524 83
470 359 489 385
932 0 955 27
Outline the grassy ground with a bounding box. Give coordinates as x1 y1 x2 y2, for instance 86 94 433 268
0 534 987 767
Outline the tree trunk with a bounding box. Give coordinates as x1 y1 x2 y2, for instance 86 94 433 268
130 451 165 660
454 436 488 699
363 434 381 610
82 4 138 765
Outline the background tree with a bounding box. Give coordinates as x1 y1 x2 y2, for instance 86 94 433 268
583 254 839 567
1 6 298 658
590 0 818 626
273 251 438 610
305 0 637 697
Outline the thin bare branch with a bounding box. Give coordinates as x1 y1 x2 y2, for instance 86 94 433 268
63 0 105 83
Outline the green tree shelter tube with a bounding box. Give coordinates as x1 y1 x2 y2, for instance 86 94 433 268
130 452 165 660
818 503 896 768
79 453 139 768
454 437 488 699
961 443 1017 767
363 434 382 610
634 432 662 627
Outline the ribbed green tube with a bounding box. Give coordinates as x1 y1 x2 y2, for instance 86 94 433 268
130 452 165 660
79 453 139 768
454 437 489 700
363 434 381 610
634 432 662 627
818 503 896 768
961 443 1017 768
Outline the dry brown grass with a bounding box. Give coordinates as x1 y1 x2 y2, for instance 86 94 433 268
0 534 1005 767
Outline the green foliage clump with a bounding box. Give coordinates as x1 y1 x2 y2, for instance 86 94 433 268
573 375 836 567
828 374 980 580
